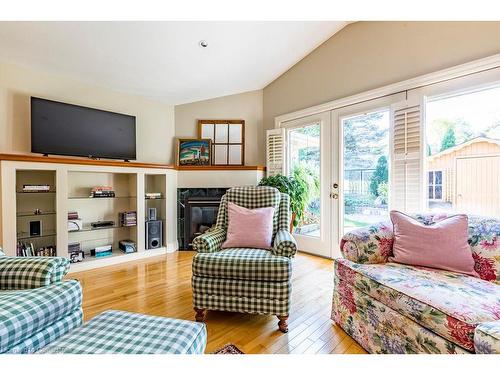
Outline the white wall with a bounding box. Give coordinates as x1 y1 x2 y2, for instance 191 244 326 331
174 89 264 165
0 62 175 163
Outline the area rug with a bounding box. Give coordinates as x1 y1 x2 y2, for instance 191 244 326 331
212 343 244 354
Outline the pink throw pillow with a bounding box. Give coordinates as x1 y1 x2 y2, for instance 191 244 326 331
389 210 478 277
221 202 275 249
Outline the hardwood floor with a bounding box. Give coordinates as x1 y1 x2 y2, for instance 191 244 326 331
70 251 366 354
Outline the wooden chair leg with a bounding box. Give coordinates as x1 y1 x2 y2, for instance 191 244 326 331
277 315 289 333
194 308 206 323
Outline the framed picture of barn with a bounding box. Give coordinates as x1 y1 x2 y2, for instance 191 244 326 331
177 138 211 166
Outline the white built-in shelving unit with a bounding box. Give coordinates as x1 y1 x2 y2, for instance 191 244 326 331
0 156 177 272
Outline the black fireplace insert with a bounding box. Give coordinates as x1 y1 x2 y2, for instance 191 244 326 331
177 188 228 249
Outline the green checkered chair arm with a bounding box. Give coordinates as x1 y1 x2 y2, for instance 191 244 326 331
272 229 298 257
0 280 82 352
192 227 226 253
39 310 207 354
277 193 291 230
0 256 70 290
7 309 83 354
192 248 291 282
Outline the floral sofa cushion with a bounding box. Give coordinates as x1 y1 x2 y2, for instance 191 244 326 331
335 258 500 351
475 320 500 354
340 214 500 285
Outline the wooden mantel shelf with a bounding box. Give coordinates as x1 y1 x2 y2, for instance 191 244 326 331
0 153 265 171
176 165 265 171
0 153 175 169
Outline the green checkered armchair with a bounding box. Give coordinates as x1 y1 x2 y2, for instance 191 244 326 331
191 186 297 333
0 249 83 353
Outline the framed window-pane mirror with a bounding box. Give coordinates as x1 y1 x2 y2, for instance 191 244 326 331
198 120 245 165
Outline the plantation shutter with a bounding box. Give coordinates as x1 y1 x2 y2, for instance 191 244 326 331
266 128 285 177
390 100 424 212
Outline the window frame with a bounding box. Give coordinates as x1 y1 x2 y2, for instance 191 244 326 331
427 170 444 202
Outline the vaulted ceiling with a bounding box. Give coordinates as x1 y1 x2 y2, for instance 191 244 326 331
0 21 347 104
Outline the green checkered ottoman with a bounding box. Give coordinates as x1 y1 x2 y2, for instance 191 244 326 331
38 310 207 354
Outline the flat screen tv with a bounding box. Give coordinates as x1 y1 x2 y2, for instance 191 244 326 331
31 97 136 160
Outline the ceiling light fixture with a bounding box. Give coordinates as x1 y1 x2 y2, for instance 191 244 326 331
199 40 208 48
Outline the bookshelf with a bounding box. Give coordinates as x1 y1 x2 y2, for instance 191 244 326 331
145 174 166 248
15 170 57 256
1 158 175 272
67 171 138 264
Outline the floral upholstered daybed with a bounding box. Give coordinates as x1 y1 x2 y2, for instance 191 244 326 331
331 214 500 354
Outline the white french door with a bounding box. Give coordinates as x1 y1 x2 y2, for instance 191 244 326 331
332 93 406 253
279 94 408 259
281 112 335 258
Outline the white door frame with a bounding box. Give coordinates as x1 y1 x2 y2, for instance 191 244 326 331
281 111 333 258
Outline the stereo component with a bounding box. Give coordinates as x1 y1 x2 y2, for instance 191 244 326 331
148 207 157 221
146 220 162 249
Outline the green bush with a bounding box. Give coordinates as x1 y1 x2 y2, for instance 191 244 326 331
258 174 306 226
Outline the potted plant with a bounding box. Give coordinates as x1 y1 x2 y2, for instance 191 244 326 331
258 166 316 232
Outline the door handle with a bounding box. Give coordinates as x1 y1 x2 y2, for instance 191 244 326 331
333 183 339 189
330 193 339 199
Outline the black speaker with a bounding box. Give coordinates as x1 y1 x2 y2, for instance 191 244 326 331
29 220 42 237
146 220 162 249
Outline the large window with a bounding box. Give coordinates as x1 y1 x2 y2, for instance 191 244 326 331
425 85 500 216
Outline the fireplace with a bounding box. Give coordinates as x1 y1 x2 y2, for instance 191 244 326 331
177 188 228 250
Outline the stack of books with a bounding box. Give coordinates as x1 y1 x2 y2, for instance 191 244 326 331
119 211 137 227
145 192 162 199
22 184 51 192
90 186 115 198
17 242 56 257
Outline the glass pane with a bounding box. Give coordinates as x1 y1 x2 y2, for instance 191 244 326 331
213 145 228 164
228 123 243 143
435 186 442 200
288 124 320 237
435 171 442 185
426 85 500 215
215 124 228 143
200 123 214 141
428 171 434 184
342 109 390 233
228 145 242 165
428 186 434 199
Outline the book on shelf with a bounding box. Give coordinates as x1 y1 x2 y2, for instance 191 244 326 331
22 184 51 192
17 241 56 257
90 186 115 198
145 192 162 199
119 211 137 227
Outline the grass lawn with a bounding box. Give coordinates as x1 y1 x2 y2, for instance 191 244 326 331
344 217 370 228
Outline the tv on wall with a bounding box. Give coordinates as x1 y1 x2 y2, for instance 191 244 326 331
31 97 137 161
